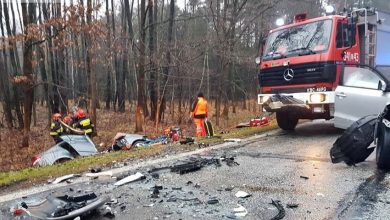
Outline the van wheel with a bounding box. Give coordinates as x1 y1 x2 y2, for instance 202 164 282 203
376 123 390 170
276 111 298 131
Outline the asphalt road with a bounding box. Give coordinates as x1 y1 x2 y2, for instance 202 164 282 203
1 120 390 220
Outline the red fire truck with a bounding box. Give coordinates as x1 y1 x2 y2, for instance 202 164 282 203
257 7 389 130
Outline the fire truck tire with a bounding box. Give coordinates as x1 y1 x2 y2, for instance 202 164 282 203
376 122 390 170
276 112 298 131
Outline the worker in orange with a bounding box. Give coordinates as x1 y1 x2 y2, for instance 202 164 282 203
73 109 95 137
190 92 208 137
50 113 64 143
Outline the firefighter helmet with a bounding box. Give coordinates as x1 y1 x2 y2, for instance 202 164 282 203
76 109 86 119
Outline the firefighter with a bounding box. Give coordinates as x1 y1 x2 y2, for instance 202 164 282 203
50 113 64 143
62 114 73 134
73 109 94 137
190 92 208 137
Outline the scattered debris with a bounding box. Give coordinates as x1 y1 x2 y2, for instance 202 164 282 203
221 156 240 166
270 200 285 220
151 173 160 179
250 117 270 127
99 205 115 218
151 185 162 198
172 187 182 190
114 172 145 186
286 203 299 209
22 193 109 219
300 175 309 180
316 193 325 197
233 204 248 217
179 137 195 145
52 174 81 184
186 181 193 185
89 167 102 173
85 171 113 177
235 191 251 198
236 122 250 128
224 138 242 143
170 156 220 174
207 199 219 205
225 186 235 191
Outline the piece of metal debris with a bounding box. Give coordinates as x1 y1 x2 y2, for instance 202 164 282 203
207 199 219 204
270 200 285 220
52 174 81 184
85 171 113 177
300 176 309 180
114 172 145 186
224 138 242 143
233 204 248 217
235 191 251 198
286 203 299 209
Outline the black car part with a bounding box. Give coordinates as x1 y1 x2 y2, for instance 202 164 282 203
330 114 377 166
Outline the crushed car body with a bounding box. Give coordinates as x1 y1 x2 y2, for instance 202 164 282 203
22 193 109 220
32 135 98 166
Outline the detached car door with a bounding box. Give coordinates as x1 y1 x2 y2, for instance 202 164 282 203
334 65 390 129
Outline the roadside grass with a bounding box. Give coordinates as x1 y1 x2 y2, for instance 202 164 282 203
0 120 277 188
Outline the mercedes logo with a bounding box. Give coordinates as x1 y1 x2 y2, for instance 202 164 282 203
283 68 294 81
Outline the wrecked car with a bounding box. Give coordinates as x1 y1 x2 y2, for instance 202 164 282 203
20 193 109 219
110 133 147 151
32 135 98 166
334 65 390 129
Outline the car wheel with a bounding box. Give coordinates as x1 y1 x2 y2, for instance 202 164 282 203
276 111 298 131
376 122 390 170
132 140 146 148
54 158 72 164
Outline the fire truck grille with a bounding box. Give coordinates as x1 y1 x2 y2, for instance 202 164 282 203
259 62 337 87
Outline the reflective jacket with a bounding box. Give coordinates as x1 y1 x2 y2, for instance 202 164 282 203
74 117 94 135
50 121 64 136
191 97 208 119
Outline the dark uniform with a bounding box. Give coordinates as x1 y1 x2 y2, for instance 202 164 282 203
50 120 64 143
74 117 94 137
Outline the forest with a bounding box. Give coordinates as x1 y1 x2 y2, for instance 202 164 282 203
0 0 384 170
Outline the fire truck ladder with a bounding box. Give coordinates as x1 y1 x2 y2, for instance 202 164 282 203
366 26 376 66
353 8 379 66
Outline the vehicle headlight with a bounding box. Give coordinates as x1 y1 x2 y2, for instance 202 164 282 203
310 93 326 103
260 96 270 104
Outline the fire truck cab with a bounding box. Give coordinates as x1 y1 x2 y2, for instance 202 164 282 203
257 8 387 130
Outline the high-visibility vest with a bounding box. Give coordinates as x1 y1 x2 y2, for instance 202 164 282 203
50 121 64 136
192 97 208 118
76 118 94 134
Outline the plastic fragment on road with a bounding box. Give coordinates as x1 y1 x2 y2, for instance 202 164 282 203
233 204 248 217
316 192 325 197
270 200 285 220
85 171 113 177
224 138 242 143
114 172 145 186
235 191 251 198
286 203 299 209
52 174 81 184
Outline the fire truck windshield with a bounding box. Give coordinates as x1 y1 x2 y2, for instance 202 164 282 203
263 19 332 61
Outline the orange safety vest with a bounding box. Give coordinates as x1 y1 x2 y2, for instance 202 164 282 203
192 97 208 118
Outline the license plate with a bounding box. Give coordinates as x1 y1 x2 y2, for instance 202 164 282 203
306 87 327 92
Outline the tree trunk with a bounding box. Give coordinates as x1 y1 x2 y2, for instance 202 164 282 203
21 2 37 148
104 0 112 110
135 0 147 132
86 0 97 128
148 0 157 121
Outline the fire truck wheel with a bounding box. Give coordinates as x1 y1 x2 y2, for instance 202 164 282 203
276 111 298 131
376 122 390 170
